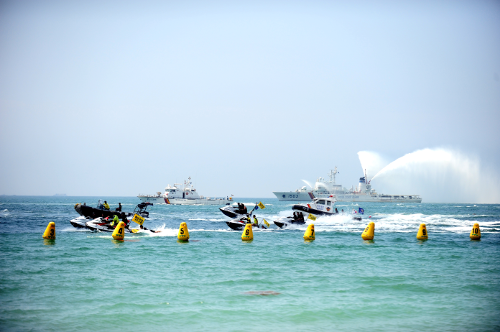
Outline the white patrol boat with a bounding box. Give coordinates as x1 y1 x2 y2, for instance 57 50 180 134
273 167 422 203
138 177 233 205
275 195 356 228
292 196 340 217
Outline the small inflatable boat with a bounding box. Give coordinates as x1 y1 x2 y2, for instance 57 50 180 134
74 202 152 220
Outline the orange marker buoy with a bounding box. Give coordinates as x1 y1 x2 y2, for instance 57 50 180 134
361 222 375 240
416 223 428 240
43 222 56 240
303 224 315 241
470 223 481 240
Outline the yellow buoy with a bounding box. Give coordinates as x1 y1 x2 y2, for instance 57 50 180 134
242 223 253 241
42 222 56 240
112 221 125 241
361 222 375 240
470 223 481 240
178 222 190 241
416 223 428 240
303 224 315 241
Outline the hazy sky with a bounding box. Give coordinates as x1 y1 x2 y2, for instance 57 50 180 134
1 0 499 202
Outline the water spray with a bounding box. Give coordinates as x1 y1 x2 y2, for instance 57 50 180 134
365 148 500 203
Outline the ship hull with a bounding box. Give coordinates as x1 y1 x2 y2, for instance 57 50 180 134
138 196 166 204
273 192 316 201
138 196 231 205
273 192 422 203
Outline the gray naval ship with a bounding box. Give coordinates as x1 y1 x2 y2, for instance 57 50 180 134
273 167 422 203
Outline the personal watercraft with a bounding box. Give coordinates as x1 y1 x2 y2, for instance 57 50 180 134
226 217 268 231
85 217 137 233
219 202 249 219
274 214 306 229
70 216 89 229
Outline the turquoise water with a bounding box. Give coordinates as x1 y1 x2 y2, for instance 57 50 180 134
1 196 499 331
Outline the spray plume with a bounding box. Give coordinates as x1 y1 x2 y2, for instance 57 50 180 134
369 148 500 203
357 151 390 181
302 180 313 189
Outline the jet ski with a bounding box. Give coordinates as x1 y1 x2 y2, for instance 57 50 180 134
85 217 161 234
70 216 89 229
274 213 307 229
226 217 268 231
219 202 249 219
85 217 136 233
74 202 152 220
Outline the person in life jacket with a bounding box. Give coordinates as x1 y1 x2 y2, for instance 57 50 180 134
103 201 110 210
253 215 259 226
111 215 119 227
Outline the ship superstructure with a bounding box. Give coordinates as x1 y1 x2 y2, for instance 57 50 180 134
138 177 232 205
273 167 422 203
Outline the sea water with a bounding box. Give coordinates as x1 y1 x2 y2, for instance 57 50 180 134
0 196 499 331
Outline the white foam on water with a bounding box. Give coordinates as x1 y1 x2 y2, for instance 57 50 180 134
209 218 227 222
139 223 176 237
62 226 88 232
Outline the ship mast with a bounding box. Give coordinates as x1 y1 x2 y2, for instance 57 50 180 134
328 167 338 184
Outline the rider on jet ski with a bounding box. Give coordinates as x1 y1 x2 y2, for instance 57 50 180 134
107 214 131 230
237 203 247 214
293 212 305 222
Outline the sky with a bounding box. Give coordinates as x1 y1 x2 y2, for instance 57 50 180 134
1 0 499 202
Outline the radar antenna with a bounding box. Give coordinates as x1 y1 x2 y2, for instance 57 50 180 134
328 167 338 184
